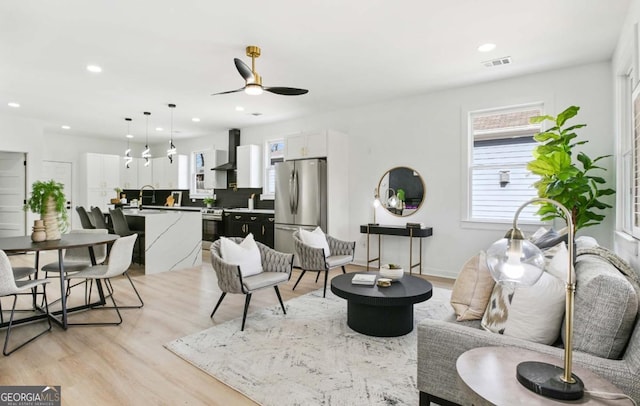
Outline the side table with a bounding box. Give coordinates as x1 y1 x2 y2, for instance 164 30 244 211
456 347 633 405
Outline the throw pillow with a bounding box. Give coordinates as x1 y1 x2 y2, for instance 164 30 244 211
481 243 567 344
220 233 263 277
567 254 638 359
531 228 568 249
450 251 496 321
299 227 331 257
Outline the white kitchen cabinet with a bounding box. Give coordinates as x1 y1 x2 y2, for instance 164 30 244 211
151 154 188 189
120 156 138 189
237 145 262 188
85 153 120 211
284 131 327 160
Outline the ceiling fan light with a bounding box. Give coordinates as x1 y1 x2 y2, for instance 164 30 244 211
245 84 263 95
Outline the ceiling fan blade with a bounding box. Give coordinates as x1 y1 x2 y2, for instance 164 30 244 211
211 87 245 96
264 87 309 96
234 58 255 81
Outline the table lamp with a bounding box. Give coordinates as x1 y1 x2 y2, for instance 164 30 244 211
371 190 381 225
485 197 584 400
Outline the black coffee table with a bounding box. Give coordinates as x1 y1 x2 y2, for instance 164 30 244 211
330 272 432 337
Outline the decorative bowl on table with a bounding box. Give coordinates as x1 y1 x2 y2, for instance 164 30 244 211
380 264 404 281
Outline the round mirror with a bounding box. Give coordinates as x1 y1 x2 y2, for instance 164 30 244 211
377 167 425 216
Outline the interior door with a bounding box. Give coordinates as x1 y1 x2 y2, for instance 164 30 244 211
42 160 73 230
0 152 26 237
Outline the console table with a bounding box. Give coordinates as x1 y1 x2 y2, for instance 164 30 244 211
359 224 433 274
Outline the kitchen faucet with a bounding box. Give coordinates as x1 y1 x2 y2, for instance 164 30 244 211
138 184 156 209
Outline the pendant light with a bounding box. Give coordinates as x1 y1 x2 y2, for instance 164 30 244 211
142 111 151 166
124 117 133 168
167 103 177 163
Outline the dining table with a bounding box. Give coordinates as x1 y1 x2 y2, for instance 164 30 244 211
0 232 120 329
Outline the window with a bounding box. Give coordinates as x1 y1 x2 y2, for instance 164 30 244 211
620 70 635 235
468 104 543 223
191 149 210 196
262 139 284 199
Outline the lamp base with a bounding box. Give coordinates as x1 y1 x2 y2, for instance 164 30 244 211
516 361 584 400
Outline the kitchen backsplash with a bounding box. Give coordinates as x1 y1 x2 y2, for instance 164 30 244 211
121 188 274 210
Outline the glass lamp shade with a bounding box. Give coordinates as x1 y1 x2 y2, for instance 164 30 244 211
486 237 545 286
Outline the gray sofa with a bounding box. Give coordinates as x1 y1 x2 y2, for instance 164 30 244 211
417 250 640 405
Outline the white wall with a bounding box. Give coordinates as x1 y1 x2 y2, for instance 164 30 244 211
209 61 615 279
0 115 147 228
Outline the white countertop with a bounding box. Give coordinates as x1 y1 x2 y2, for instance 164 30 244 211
121 205 202 212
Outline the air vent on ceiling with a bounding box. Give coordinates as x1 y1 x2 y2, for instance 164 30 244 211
482 56 512 68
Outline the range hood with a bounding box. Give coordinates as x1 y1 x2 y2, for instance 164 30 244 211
211 129 240 171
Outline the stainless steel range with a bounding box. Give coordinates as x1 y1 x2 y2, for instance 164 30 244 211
202 207 224 249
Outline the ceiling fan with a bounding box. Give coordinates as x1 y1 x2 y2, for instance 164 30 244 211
212 46 309 96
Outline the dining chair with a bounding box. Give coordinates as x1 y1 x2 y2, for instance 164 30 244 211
91 206 114 234
40 229 109 304
65 234 138 326
0 250 52 355
109 208 145 265
76 206 96 229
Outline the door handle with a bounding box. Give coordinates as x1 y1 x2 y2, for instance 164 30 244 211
276 225 298 232
292 169 299 214
289 169 295 214
262 225 265 235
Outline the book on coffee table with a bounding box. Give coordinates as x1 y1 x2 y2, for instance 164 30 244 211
351 274 376 286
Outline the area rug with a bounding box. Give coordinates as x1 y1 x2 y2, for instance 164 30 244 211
164 287 453 406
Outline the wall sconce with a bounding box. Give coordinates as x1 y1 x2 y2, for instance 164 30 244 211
499 170 510 188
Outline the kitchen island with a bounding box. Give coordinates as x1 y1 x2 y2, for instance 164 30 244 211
123 209 202 274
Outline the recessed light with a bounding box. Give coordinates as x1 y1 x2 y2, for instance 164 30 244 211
86 64 102 73
155 127 163 131
478 43 496 52
61 125 71 130
235 106 245 111
126 134 134 139
192 117 201 122
7 102 20 108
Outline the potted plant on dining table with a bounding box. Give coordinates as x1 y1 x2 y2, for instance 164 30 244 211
25 180 68 241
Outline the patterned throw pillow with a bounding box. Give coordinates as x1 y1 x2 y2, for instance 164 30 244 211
481 242 568 344
450 251 496 321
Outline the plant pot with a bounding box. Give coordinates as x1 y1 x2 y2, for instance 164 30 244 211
43 196 61 240
31 220 46 242
380 264 404 281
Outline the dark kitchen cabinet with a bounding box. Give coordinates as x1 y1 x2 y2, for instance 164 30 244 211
223 212 275 248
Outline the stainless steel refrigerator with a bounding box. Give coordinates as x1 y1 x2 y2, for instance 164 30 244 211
275 159 327 259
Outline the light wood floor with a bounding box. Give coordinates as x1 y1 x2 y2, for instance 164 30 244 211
1 249 453 405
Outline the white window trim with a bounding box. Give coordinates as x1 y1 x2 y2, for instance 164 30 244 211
261 138 284 201
460 99 552 230
189 148 215 199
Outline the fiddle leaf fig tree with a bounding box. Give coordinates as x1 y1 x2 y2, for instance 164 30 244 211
526 105 615 232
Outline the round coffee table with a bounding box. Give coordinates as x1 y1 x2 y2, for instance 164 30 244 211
330 272 432 337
